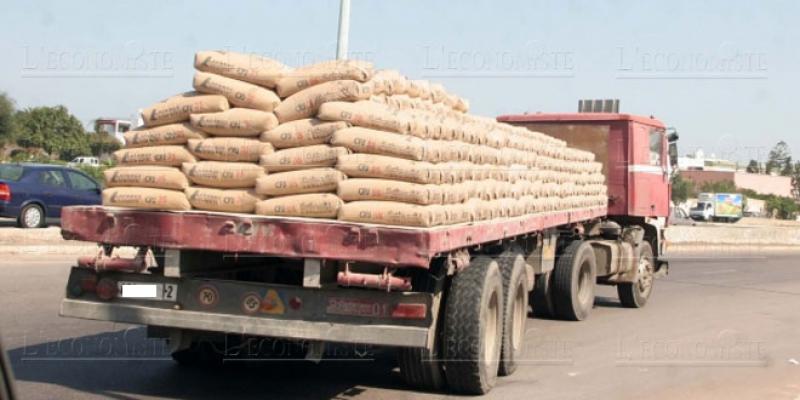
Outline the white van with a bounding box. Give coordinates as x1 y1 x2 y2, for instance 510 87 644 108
68 157 100 167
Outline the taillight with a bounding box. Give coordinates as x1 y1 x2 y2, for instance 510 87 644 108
391 303 427 320
96 278 118 301
0 183 11 202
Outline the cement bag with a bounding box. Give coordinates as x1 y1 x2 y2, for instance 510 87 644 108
427 205 447 226
365 69 407 95
276 59 374 97
273 80 370 123
114 146 196 167
181 161 265 188
142 93 229 127
190 108 278 136
260 119 348 148
259 145 349 172
123 123 206 148
187 138 274 162
330 127 426 161
103 187 190 211
337 178 438 205
103 166 188 190
193 71 281 112
255 168 344 196
317 101 411 135
185 187 262 213
336 153 437 184
442 203 474 224
194 50 290 88
255 193 342 218
338 201 438 228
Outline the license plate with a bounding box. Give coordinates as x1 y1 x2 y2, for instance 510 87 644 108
118 282 178 302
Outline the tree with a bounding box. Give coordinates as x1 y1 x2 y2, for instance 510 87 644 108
746 160 761 174
699 180 737 194
791 161 800 201
766 141 791 175
766 196 800 220
87 130 121 157
782 156 794 177
14 105 91 161
671 173 693 204
0 92 15 144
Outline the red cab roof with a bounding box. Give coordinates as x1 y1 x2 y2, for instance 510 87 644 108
497 112 666 129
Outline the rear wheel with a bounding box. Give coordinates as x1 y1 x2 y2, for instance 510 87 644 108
498 247 528 377
397 346 445 392
617 242 655 308
442 256 504 395
551 241 597 321
530 271 555 319
18 204 45 229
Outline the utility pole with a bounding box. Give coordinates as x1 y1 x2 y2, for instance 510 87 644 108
336 0 351 60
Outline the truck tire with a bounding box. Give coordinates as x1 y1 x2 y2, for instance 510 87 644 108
530 271 555 319
617 242 655 308
399 263 447 391
398 347 445 392
442 256 504 395
551 241 596 321
498 247 528 377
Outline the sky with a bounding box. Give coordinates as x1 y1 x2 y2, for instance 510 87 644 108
0 0 798 163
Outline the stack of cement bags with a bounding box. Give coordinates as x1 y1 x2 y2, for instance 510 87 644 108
102 50 607 228
103 92 229 210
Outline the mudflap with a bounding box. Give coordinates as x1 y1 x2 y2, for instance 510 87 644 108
654 260 669 278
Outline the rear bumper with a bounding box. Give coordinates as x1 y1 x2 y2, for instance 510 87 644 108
0 203 16 218
60 299 430 348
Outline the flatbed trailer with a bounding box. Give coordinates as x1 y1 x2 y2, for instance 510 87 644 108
60 206 607 268
58 111 677 395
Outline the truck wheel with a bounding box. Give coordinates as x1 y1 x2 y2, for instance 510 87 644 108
442 256 504 395
397 346 445 392
617 242 655 308
18 204 45 228
498 247 528 377
551 241 596 321
530 271 556 319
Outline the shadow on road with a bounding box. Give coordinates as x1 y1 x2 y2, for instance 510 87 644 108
7 328 412 400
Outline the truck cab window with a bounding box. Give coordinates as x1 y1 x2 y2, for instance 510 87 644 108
649 130 663 166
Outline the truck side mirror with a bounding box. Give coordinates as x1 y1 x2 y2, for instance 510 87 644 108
668 142 678 168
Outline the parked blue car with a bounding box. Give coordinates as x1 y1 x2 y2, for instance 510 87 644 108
0 163 102 228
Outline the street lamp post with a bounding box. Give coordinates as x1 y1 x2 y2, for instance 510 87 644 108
336 0 351 60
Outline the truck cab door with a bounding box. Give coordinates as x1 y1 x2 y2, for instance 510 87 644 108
629 124 669 217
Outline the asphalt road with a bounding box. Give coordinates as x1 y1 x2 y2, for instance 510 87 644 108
1 253 799 400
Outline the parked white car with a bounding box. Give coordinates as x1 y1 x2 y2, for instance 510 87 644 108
68 157 100 168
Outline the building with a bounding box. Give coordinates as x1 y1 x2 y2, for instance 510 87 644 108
680 170 792 197
678 150 737 172
678 149 793 197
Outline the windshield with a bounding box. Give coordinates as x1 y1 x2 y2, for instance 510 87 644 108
0 165 24 182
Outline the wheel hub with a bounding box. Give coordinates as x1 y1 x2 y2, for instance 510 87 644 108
637 257 653 295
24 208 41 227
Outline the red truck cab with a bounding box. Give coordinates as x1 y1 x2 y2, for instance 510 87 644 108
497 111 677 261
